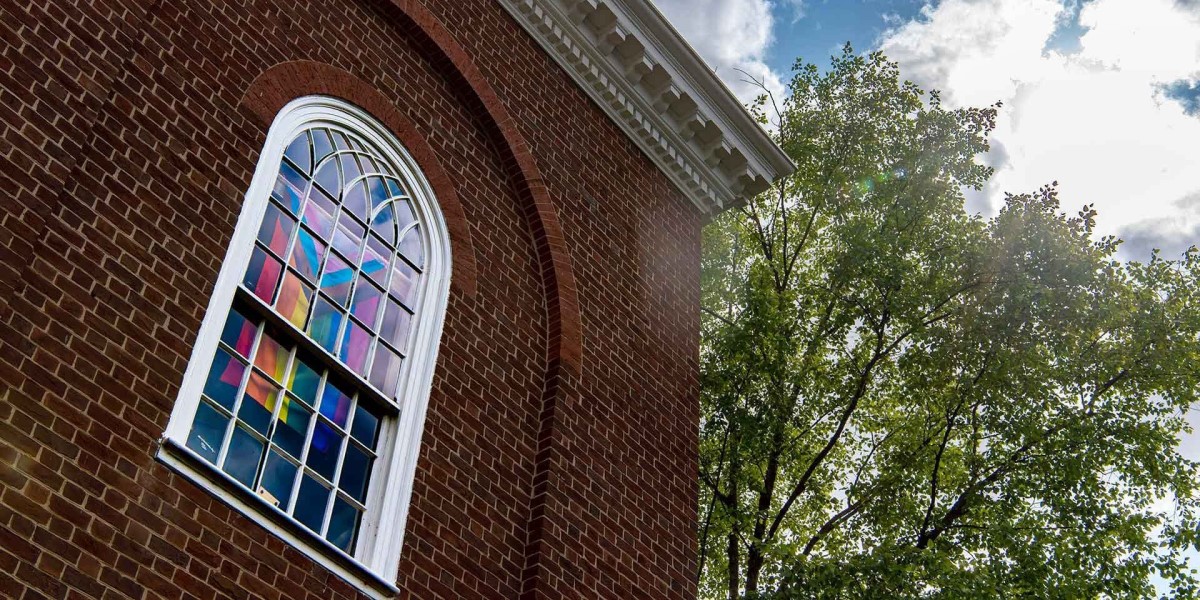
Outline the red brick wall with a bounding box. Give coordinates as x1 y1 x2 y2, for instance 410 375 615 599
0 0 701 598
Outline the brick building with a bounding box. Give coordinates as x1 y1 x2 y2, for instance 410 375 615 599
0 0 790 598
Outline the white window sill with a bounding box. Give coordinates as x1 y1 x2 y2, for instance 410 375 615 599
155 438 400 600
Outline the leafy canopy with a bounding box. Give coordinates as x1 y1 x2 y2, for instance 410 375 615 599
699 46 1200 599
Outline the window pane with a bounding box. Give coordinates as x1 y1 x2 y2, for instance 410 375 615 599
326 496 361 553
283 132 311 175
399 224 422 268
186 400 229 463
253 332 289 382
343 177 368 222
380 299 412 351
368 343 402 399
277 162 307 211
203 349 246 411
306 421 343 481
390 261 420 309
294 474 330 533
312 129 335 166
339 322 371 374
307 296 344 352
257 202 295 256
223 426 264 488
287 357 321 405
289 228 325 282
319 382 352 428
350 404 380 450
361 236 390 285
314 158 340 197
332 215 365 262
320 253 354 307
241 372 280 435
275 272 314 330
219 307 257 358
339 444 372 503
302 187 337 240
244 247 283 303
259 451 297 510
349 274 383 330
271 396 311 459
370 203 396 247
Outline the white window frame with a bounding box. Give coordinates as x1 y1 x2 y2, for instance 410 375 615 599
157 95 451 598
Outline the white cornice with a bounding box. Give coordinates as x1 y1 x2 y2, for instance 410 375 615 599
497 0 796 214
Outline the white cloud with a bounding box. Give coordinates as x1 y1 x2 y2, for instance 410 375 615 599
651 0 787 104
879 0 1200 258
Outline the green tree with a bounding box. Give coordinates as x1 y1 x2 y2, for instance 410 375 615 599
699 46 1200 599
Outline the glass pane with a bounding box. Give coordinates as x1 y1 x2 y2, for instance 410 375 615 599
340 155 363 189
338 444 372 503
253 332 289 382
314 159 340 197
320 253 354 307
287 357 321 405
332 215 365 262
339 322 371 374
186 400 229 463
399 225 422 268
319 381 353 428
275 272 314 330
350 403 379 451
278 162 308 210
350 403 380 449
283 132 311 175
385 178 404 199
302 187 337 240
394 200 416 232
369 177 393 209
331 131 352 151
380 299 412 351
273 170 304 214
240 372 279 436
361 236 389 285
219 308 257 358
307 296 344 352
289 228 325 282
350 274 383 330
326 496 361 553
223 426 264 488
306 421 343 481
258 451 297 510
370 203 396 247
390 260 420 309
271 396 311 459
368 343 402 399
257 202 295 256
294 475 330 533
343 181 370 226
203 349 246 411
244 247 283 303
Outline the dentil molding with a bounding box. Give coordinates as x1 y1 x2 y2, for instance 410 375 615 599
497 0 796 214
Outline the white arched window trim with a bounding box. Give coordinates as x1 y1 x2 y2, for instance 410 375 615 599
158 96 451 597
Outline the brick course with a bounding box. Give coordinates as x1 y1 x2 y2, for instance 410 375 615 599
1 0 701 598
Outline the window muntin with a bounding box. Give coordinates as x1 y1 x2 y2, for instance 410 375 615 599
181 125 427 553
185 304 381 553
160 98 449 594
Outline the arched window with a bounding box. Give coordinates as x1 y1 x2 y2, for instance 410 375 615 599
159 97 450 594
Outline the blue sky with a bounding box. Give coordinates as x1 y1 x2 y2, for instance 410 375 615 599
763 0 929 73
654 0 1200 262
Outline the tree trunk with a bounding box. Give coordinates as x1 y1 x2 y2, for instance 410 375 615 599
726 531 740 599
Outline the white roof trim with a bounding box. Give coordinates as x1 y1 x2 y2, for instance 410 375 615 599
497 0 796 214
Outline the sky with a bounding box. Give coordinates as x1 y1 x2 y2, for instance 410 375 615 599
651 0 1200 260
651 0 1199 581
